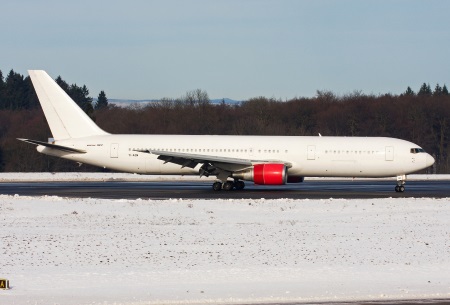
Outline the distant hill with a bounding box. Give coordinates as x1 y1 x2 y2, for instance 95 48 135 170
210 98 241 105
93 98 242 107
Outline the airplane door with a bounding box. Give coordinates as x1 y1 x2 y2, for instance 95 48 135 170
110 143 119 158
307 145 316 160
385 146 394 161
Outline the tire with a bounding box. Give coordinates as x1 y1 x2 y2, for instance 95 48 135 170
223 181 234 191
212 182 222 191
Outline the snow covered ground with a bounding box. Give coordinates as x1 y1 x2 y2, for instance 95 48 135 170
1 193 449 304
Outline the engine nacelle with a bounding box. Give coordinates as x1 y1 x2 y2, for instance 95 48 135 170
232 163 287 185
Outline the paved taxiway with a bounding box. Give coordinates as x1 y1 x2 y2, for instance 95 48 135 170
0 180 448 199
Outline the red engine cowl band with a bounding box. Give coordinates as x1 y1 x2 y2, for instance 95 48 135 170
253 163 287 185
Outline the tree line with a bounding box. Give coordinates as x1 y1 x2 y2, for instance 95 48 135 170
404 83 449 96
0 69 108 112
0 69 449 173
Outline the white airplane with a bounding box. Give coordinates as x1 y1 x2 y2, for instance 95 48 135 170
19 70 434 192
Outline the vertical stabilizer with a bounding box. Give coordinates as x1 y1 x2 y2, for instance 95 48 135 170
28 70 109 140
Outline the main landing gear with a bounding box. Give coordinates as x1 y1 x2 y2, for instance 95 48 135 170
395 175 406 193
212 180 245 191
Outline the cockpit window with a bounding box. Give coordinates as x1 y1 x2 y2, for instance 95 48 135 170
410 148 425 154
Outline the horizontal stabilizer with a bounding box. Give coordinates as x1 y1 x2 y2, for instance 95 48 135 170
17 138 86 154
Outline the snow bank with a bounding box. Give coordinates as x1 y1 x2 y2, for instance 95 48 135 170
1 195 449 304
0 172 215 182
0 172 448 182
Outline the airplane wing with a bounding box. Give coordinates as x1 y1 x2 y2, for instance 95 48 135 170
17 138 86 154
135 149 292 178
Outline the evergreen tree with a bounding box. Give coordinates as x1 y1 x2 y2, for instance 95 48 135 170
3 70 26 110
443 84 449 96
80 85 94 115
23 76 39 109
95 90 108 110
404 86 415 96
433 83 443 96
55 76 70 93
68 84 94 115
0 70 38 110
55 76 94 115
418 83 432 96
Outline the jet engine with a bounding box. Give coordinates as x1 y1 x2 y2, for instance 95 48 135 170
232 163 287 185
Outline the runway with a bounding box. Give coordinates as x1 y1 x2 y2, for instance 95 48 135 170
0 179 448 199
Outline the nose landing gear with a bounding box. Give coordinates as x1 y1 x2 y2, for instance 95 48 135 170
395 175 406 192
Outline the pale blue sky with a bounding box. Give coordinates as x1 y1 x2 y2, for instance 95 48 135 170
1 0 449 100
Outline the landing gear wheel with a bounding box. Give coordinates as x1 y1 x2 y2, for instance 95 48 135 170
235 180 245 190
395 185 405 192
212 182 222 191
222 181 235 191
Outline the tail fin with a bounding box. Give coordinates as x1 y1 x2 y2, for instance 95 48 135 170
28 70 109 140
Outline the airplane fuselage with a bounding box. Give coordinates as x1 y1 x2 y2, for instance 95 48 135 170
38 135 433 178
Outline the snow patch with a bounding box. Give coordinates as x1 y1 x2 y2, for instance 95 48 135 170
1 195 449 304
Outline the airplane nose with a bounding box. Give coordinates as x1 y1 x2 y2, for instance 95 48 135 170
426 154 435 167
